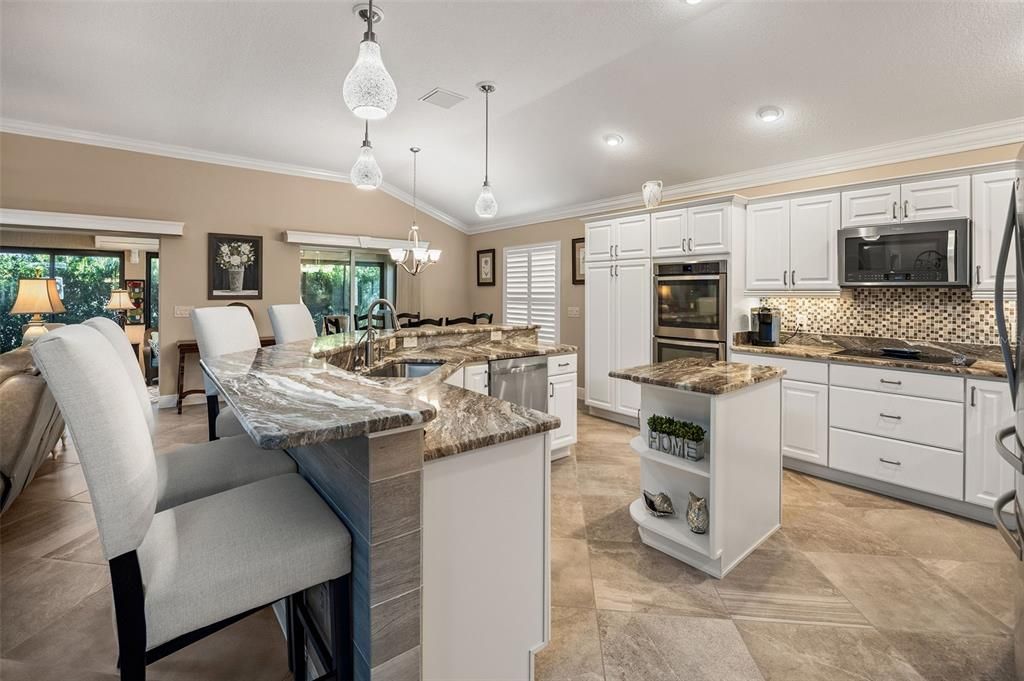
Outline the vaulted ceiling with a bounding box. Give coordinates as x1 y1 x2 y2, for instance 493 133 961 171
2 1 1023 232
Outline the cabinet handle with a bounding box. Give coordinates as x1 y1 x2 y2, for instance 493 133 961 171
614 244 619 258
783 270 788 286
558 362 570 367
549 382 554 398
892 201 897 219
791 269 796 286
688 237 693 251
879 457 902 466
970 386 976 407
615 264 619 277
681 238 687 252
879 413 902 420
879 379 902 386
976 265 982 285
903 200 909 219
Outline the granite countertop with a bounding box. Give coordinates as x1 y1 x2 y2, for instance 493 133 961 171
201 335 573 458
307 324 542 360
733 333 1009 378
610 358 785 395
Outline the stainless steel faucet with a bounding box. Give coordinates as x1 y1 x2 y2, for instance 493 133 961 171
356 298 400 368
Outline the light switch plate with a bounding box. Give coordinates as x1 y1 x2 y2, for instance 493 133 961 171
490 330 502 341
173 305 194 318
403 336 418 348
795 313 807 329
567 306 581 318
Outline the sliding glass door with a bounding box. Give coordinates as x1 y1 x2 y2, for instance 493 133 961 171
300 248 396 334
0 247 124 352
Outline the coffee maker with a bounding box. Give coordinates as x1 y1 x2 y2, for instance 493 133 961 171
750 307 781 346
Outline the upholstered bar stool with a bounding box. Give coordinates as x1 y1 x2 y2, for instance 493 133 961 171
31 326 353 681
191 306 257 441
84 317 296 511
269 304 317 345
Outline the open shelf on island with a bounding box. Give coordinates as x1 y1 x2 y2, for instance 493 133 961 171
630 436 710 478
628 497 718 559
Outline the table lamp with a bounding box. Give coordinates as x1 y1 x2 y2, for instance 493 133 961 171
106 288 135 329
10 278 65 346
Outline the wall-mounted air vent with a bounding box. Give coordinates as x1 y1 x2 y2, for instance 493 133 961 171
418 88 466 109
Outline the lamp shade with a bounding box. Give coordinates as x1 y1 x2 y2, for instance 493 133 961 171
10 278 65 315
105 289 135 311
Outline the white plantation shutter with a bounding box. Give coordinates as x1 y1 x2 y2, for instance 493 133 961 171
503 242 560 344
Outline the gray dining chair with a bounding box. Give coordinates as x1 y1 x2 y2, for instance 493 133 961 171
269 304 317 344
191 306 256 441
31 325 353 681
83 316 297 511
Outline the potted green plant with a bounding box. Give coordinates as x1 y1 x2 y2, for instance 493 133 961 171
681 422 707 461
646 415 706 461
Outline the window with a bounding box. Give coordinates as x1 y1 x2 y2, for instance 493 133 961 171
503 242 560 344
300 248 397 334
0 247 124 352
146 253 159 330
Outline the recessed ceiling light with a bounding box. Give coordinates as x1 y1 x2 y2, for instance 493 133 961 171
757 106 784 123
685 0 702 5
604 133 624 147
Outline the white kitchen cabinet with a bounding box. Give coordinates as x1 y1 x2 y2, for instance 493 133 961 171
585 220 614 261
965 379 1017 507
972 169 1017 296
745 193 839 293
444 367 464 388
464 362 489 396
585 259 651 418
841 177 969 228
841 185 901 227
781 379 829 465
687 203 731 255
789 193 840 291
745 200 790 291
651 209 687 257
548 372 578 454
616 214 652 259
901 175 970 222
585 261 615 411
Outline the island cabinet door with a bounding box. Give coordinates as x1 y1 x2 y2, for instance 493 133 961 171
548 372 578 450
781 379 829 465
585 261 615 411
613 259 651 417
464 362 489 395
965 379 1016 507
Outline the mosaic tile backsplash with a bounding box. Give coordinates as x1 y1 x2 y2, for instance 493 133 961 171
759 288 1017 346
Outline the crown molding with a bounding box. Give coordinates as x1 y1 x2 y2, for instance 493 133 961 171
465 116 1024 234
0 118 470 234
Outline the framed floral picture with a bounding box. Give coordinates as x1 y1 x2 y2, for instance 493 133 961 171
477 248 496 286
572 237 585 285
208 233 263 299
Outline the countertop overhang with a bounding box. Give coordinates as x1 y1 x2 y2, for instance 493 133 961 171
610 358 785 395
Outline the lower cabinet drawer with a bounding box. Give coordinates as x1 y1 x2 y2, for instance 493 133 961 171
829 386 964 451
547 353 577 377
731 351 828 384
829 428 964 500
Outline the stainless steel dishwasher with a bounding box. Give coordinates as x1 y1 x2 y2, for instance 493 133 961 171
489 356 548 411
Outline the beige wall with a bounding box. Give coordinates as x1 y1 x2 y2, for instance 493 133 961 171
470 142 1023 387
0 132 470 396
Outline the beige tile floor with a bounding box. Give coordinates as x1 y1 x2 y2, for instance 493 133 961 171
0 406 1016 680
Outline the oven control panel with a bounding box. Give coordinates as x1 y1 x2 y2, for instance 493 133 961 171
655 261 724 276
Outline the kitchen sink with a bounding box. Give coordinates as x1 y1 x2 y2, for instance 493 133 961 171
364 361 444 379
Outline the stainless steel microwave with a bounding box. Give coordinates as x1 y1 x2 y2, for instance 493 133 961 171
838 218 970 287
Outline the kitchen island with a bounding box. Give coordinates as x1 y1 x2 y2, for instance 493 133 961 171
610 358 784 578
201 324 575 681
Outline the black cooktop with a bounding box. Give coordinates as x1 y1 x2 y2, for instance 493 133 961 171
831 347 976 367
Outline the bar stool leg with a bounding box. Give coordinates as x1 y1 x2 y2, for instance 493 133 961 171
329 575 353 681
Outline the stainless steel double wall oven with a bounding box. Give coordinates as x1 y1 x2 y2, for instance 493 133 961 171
653 260 727 363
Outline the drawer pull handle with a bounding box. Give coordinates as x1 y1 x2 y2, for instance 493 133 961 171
879 457 902 466
549 382 554 398
879 379 902 386
558 362 570 367
879 413 902 420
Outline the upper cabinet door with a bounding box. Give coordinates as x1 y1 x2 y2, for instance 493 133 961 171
745 200 790 291
901 175 970 222
585 220 614 261
651 209 687 257
964 379 1016 507
688 204 731 255
789 193 840 291
972 169 1017 295
841 185 901 227
615 215 652 259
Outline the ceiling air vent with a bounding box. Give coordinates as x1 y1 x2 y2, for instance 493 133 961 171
418 88 466 109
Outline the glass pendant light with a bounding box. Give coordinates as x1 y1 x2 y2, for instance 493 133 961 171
342 0 397 120
351 121 382 190
390 147 441 275
474 82 498 219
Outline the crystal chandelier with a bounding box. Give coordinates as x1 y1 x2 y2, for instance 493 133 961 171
342 0 397 120
389 147 441 275
350 121 383 190
474 82 498 218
